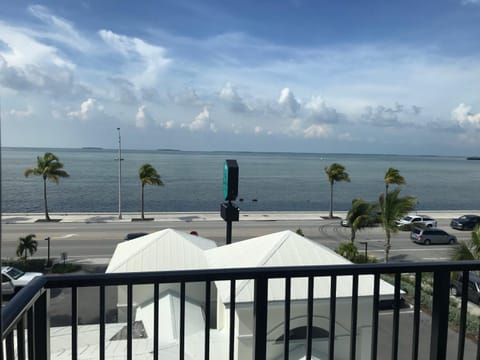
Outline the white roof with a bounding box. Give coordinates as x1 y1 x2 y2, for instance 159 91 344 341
106 228 217 273
205 230 396 303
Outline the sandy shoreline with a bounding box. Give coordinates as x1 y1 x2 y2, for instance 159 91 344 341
2 210 478 224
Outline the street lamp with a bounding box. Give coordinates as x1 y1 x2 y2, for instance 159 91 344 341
117 127 122 219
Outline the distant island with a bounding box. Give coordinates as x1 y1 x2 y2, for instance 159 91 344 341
157 149 182 152
82 147 103 150
467 157 480 160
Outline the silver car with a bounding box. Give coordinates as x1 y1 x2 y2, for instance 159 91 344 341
410 227 457 245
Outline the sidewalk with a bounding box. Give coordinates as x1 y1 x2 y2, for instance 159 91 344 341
1 210 474 224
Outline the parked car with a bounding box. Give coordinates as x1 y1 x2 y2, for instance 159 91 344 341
1 266 42 292
124 232 149 240
450 272 480 304
396 215 437 229
410 227 457 245
340 219 350 227
450 215 480 231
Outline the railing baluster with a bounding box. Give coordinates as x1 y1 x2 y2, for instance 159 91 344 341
204 280 211 360
329 276 337 360
180 282 186 360
33 289 49 360
127 284 133 360
16 315 25 360
154 282 159 360
229 280 236 360
350 274 358 360
412 272 422 360
99 285 105 360
430 270 450 360
284 277 291 360
371 274 380 360
306 276 314 360
253 276 268 360
457 270 469 360
391 273 401 360
27 307 34 360
6 331 14 360
71 286 78 360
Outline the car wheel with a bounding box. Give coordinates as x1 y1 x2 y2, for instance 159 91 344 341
450 287 459 297
424 239 431 245
449 238 455 244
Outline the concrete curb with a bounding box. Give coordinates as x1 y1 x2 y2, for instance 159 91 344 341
2 210 477 224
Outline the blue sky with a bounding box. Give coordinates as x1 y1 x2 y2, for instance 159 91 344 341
1 0 480 155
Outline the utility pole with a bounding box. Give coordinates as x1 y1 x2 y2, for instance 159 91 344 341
117 127 123 219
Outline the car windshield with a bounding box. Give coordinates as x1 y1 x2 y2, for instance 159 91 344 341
6 267 24 280
403 216 413 221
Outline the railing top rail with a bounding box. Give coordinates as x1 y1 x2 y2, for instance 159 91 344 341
42 260 480 288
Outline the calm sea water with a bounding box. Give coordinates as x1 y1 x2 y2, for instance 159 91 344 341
1 147 479 213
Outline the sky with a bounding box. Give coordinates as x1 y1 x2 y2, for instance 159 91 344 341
0 0 480 155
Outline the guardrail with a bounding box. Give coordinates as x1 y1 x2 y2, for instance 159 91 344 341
2 261 480 360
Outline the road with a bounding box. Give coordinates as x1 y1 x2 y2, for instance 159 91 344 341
0 218 471 263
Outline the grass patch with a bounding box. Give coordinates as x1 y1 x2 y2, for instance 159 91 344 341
51 263 81 274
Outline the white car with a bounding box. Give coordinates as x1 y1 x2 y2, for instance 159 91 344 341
1 276 14 296
396 215 437 228
1 266 42 291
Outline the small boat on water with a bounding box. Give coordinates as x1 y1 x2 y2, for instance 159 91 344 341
466 157 480 160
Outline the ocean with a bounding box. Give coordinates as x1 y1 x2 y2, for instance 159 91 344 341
1 147 479 213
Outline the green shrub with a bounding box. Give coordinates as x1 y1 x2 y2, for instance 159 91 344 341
51 263 81 274
2 259 46 272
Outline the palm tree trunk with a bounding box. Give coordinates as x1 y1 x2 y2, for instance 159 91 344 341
385 230 391 262
329 181 334 218
43 177 50 221
350 228 355 243
141 184 145 220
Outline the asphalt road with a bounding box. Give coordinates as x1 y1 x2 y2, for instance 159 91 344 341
0 218 472 263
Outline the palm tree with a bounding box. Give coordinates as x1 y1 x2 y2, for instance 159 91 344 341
346 198 378 243
379 188 416 262
139 163 164 220
384 167 406 200
451 225 480 261
16 234 38 261
324 163 350 218
24 152 69 221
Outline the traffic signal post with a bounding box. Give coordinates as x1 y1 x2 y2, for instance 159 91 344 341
220 160 240 244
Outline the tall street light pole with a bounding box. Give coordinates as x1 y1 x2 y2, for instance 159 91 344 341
117 127 122 219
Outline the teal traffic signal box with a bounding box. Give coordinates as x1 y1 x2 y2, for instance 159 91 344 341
223 160 238 201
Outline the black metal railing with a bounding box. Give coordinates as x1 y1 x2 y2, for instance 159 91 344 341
2 261 480 360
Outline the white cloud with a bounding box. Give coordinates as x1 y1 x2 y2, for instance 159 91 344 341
219 82 249 112
9 106 33 118
183 107 216 131
278 88 300 116
452 103 480 129
254 126 263 135
108 77 138 104
135 105 155 128
27 5 91 52
99 29 171 87
304 124 331 138
304 96 342 124
0 22 74 69
172 87 204 106
68 98 103 120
